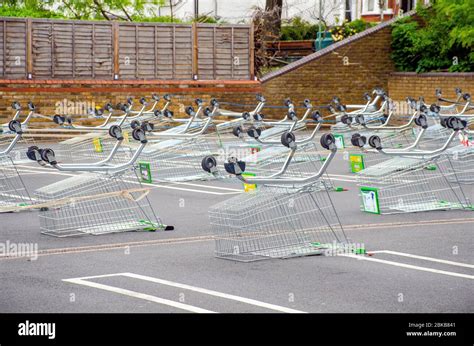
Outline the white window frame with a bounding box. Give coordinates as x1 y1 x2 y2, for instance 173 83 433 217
362 0 394 15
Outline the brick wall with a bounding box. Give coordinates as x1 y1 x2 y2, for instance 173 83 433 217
388 72 474 103
0 80 262 125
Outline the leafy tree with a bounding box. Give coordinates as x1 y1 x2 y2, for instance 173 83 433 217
391 0 474 72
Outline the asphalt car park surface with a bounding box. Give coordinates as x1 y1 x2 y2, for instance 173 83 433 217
1 144 473 313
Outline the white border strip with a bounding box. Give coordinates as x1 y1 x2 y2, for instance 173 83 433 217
64 272 306 313
339 254 474 280
369 250 474 269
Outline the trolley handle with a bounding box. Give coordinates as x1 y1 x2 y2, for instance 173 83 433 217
227 133 337 186
366 117 466 157
29 127 149 173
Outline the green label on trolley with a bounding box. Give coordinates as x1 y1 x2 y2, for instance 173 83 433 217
349 154 365 173
242 172 257 192
139 161 152 183
92 137 103 153
333 134 345 149
360 186 380 214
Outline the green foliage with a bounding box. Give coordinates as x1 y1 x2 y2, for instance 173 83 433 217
391 0 474 72
0 0 184 23
280 17 374 42
330 19 375 42
280 17 319 41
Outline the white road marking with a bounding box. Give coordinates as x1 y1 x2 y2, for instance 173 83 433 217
369 250 474 269
339 254 474 280
64 272 306 313
62 278 216 313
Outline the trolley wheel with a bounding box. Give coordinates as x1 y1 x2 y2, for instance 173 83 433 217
463 93 471 101
445 117 456 129
130 120 141 129
288 111 297 121
139 97 147 105
435 88 442 98
104 103 114 111
232 125 243 137
11 101 21 110
120 103 129 112
256 94 265 102
430 104 440 113
126 97 133 105
440 117 448 128
201 156 217 173
195 98 203 106
332 96 341 105
337 104 347 112
351 133 366 148
151 94 160 101
8 120 21 133
242 112 251 120
53 114 65 125
355 114 365 125
455 88 462 96
40 148 55 163
28 102 36 111
419 104 427 112
109 125 123 140
281 131 296 148
154 110 162 117
163 109 173 118
303 99 311 107
185 106 195 116
311 110 322 122
340 114 352 125
224 160 246 175
363 92 371 102
26 146 39 161
284 98 293 107
247 126 261 139
210 98 218 107
368 135 382 149
163 94 171 101
132 128 147 143
320 133 335 150
253 113 264 121
141 121 154 132
414 113 428 128
203 107 212 117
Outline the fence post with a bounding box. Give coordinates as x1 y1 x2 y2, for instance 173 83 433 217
249 23 255 80
192 22 198 79
113 21 119 80
26 18 33 79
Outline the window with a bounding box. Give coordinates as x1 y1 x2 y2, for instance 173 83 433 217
367 0 375 11
345 0 352 21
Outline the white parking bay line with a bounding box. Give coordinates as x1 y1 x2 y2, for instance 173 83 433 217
369 250 474 269
339 254 474 280
63 272 306 313
63 277 216 313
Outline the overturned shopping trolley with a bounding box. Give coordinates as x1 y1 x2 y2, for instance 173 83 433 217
26 126 171 237
201 133 349 261
353 117 473 214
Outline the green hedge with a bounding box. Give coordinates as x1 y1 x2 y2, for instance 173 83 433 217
391 0 474 72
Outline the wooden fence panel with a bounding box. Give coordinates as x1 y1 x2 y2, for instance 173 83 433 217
0 19 27 78
0 17 252 81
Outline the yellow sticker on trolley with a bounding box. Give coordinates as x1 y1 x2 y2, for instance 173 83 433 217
242 172 257 192
123 131 130 144
93 137 103 153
